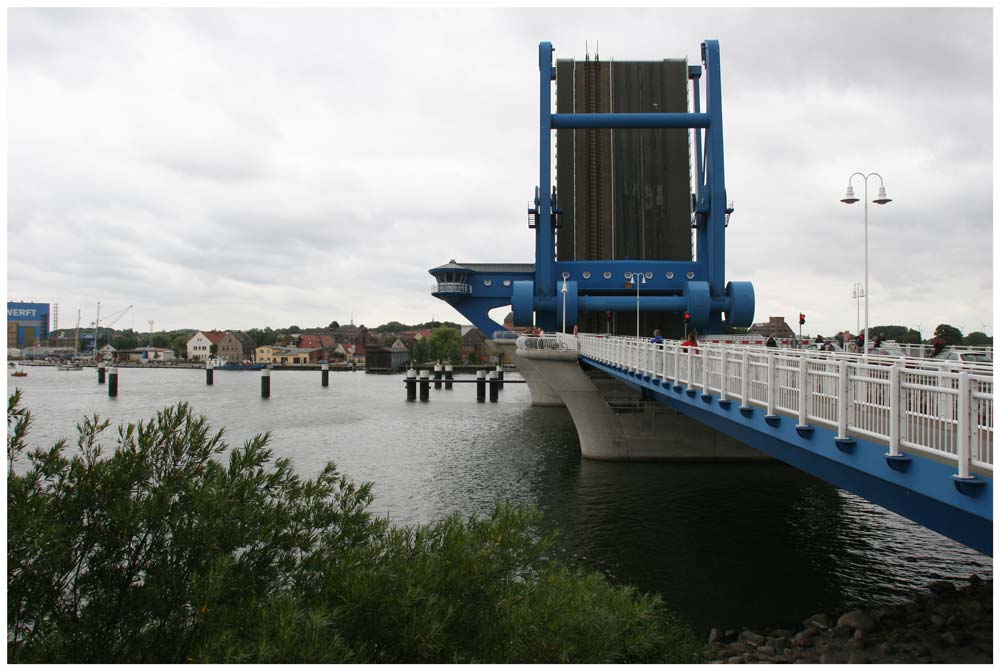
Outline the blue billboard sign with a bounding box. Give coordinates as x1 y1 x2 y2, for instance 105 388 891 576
7 301 50 348
7 302 49 322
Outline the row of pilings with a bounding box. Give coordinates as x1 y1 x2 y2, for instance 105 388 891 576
93 361 340 399
405 364 505 403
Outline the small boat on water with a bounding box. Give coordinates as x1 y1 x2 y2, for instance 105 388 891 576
10 363 27 377
208 356 265 371
214 362 266 371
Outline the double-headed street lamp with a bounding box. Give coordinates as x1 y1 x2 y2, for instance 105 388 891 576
841 172 892 355
625 271 647 338
851 281 865 338
561 273 569 334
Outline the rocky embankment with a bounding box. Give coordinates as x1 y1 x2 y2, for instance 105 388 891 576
705 575 992 664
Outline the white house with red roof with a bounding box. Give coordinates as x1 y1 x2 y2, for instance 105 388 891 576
186 330 246 362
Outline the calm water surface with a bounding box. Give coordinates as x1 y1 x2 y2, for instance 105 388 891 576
9 366 992 635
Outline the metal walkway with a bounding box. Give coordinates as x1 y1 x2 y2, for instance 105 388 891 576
522 333 994 555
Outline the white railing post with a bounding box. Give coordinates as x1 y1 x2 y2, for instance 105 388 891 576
687 343 694 386
741 350 750 408
957 371 971 478
889 361 901 456
797 356 808 427
702 346 709 393
675 344 681 384
661 343 667 380
766 352 776 416
837 360 849 440
720 349 728 401
968 379 980 468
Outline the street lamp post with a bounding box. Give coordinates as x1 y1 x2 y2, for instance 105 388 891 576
626 271 647 338
561 274 568 334
851 281 865 337
841 173 892 355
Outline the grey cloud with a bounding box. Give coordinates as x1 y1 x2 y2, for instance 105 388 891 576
7 8 992 336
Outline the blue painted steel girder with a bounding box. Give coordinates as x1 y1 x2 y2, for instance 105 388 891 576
701 39 727 299
551 112 710 129
535 41 556 331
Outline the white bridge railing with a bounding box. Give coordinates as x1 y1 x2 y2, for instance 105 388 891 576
516 333 581 351
578 335 993 477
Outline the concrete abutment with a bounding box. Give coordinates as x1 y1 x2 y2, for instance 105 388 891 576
492 340 767 462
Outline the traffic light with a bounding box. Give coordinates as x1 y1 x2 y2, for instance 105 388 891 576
799 313 806 325
684 312 691 324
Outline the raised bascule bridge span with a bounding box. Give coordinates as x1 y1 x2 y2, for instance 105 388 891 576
428 41 992 555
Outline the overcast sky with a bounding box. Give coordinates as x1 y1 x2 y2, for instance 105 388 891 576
6 7 994 338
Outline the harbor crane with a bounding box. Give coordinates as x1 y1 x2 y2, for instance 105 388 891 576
86 303 133 355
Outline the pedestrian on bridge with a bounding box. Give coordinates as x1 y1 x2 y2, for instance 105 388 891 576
681 329 699 352
766 336 777 348
932 335 946 357
650 329 664 344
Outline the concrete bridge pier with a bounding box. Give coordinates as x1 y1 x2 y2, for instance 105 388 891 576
490 340 564 407
491 339 766 461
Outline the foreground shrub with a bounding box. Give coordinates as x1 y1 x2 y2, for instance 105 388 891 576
7 391 702 663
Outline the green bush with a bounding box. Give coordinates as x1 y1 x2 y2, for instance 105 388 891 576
7 391 702 663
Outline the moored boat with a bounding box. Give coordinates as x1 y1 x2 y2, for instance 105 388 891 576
214 361 266 371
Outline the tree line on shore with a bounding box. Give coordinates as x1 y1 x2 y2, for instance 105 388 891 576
725 323 991 347
42 320 992 362
42 320 475 361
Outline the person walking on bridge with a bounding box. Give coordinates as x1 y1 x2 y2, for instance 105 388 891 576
681 329 699 352
650 329 664 344
931 335 946 357
766 336 777 348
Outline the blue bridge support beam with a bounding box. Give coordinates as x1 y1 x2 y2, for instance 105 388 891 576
582 355 993 557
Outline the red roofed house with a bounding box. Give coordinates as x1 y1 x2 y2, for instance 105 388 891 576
297 334 338 360
398 329 435 349
186 330 248 363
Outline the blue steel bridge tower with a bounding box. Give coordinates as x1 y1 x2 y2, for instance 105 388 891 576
431 40 754 336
